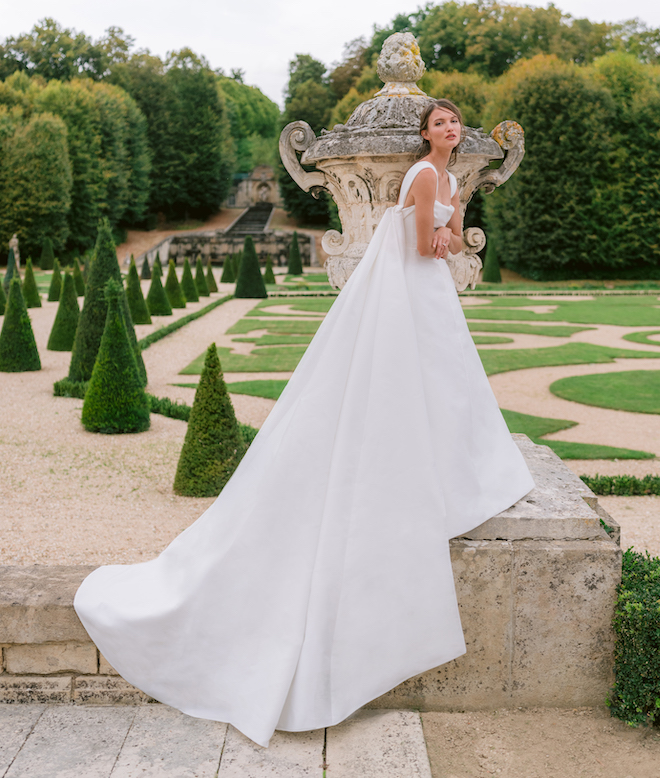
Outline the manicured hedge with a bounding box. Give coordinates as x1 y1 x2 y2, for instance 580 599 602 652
73 258 86 296
140 256 152 280
48 272 79 351
235 236 267 299
22 258 42 308
181 257 199 302
145 271 172 316
0 278 41 372
580 474 660 496
287 231 302 275
264 256 276 285
206 260 218 292
40 237 54 270
165 259 186 308
47 258 62 302
125 257 151 325
195 257 210 297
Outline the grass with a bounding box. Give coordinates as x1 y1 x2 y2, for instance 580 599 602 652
226 319 321 335
472 335 513 345
232 335 313 346
501 409 655 459
226 379 289 400
478 343 660 376
466 322 593 338
246 297 335 317
138 295 233 351
622 330 660 347
180 346 306 374
464 295 660 327
550 371 660 414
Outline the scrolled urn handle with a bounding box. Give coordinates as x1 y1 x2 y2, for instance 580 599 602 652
279 121 328 198
321 229 350 256
463 227 486 255
462 120 525 203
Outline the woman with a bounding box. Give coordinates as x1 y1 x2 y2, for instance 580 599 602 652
74 99 534 747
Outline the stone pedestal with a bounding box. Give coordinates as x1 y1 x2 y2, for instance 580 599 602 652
0 436 620 709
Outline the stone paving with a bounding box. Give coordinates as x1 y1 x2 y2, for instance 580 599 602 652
0 706 431 778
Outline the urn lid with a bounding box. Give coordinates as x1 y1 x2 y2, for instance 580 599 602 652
301 32 502 164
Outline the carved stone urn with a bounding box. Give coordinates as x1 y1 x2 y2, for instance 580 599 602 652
279 32 525 290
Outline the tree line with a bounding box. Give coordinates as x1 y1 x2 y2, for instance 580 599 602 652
281 0 660 279
0 19 280 261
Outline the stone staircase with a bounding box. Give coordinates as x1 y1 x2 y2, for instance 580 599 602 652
226 203 273 236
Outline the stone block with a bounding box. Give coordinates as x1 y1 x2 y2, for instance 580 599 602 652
0 675 71 703
73 675 154 705
368 540 514 710
99 652 120 676
0 565 97 644
510 539 621 707
5 642 97 675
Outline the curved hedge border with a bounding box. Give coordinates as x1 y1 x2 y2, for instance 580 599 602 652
580 474 660 496
623 330 660 347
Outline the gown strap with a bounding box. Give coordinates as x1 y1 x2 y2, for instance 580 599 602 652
397 161 438 207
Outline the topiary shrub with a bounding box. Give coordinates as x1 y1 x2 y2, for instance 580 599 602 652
220 255 235 283
146 271 172 316
68 217 146 385
53 377 88 398
47 259 62 302
22 258 42 308
82 254 91 283
235 237 267 299
126 257 152 325
165 259 186 308
73 258 86 296
0 281 6 315
181 257 199 302
82 279 150 434
48 272 80 351
482 241 502 283
287 231 303 275
140 256 151 280
173 343 246 496
40 237 54 271
3 248 20 294
195 257 210 297
206 259 218 292
608 548 660 727
264 256 276 285
232 251 242 280
0 278 41 372
152 252 163 278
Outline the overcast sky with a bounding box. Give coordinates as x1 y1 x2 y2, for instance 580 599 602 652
2 0 659 107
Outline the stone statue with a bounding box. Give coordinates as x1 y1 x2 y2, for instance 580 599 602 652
279 32 525 291
8 234 19 269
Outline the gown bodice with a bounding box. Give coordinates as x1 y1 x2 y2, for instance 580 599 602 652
396 161 457 248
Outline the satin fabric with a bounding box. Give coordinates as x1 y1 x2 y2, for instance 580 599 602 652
74 161 534 748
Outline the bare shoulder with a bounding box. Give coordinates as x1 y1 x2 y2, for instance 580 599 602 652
410 167 436 192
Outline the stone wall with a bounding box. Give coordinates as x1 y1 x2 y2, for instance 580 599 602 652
0 436 621 709
166 230 314 267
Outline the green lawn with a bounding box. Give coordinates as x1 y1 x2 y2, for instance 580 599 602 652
467 322 593 338
472 335 513 345
246 297 336 317
550 371 660 415
232 335 313 346
226 379 289 400
479 343 660 376
501 408 655 459
622 330 660 347
226 319 321 335
464 295 660 326
180 346 306 374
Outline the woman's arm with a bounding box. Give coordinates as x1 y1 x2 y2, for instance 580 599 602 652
431 187 463 259
409 169 438 257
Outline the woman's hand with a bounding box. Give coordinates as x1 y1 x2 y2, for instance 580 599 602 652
432 227 452 259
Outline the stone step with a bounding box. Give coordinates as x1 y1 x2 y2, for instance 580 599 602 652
0 705 432 777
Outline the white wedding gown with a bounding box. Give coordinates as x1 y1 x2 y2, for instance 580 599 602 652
74 161 534 747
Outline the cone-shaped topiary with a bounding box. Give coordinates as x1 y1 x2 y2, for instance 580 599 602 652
0 278 41 372
235 237 267 299
22 258 42 308
82 279 150 434
69 218 147 385
482 241 502 283
47 259 62 302
195 257 210 297
3 248 20 294
153 252 163 278
220 255 235 283
40 237 54 271
173 343 246 496
263 256 276 285
126 257 152 325
140 255 151 280
287 231 303 275
73 259 86 296
232 252 242 280
165 259 186 308
47 272 80 351
0 281 6 315
146 271 172 316
206 259 218 293
181 257 199 302
82 254 91 283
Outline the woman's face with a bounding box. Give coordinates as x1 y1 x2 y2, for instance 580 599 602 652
421 107 461 151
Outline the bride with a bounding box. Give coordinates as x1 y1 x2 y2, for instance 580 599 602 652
74 98 534 748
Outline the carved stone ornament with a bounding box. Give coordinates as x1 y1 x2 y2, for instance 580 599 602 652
279 32 525 291
8 233 20 269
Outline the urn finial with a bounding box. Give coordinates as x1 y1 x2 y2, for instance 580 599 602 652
374 32 427 97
